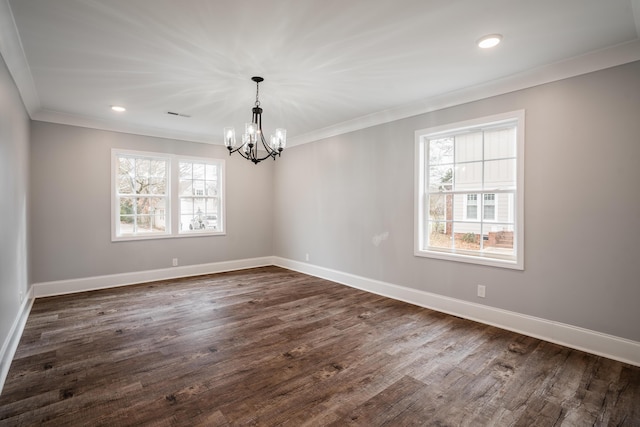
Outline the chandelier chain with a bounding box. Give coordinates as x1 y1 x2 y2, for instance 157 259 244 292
255 80 261 107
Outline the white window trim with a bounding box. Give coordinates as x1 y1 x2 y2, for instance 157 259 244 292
176 155 226 237
111 149 226 242
414 110 525 270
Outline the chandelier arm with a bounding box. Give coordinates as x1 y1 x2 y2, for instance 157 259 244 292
227 145 248 158
259 133 277 155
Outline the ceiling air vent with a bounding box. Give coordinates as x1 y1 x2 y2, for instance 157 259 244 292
167 111 191 118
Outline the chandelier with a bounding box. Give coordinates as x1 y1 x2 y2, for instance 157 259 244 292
224 76 286 164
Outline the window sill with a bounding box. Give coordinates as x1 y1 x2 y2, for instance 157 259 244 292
112 230 226 242
415 248 523 270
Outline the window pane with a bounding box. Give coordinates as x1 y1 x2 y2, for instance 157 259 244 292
135 215 153 233
483 224 515 255
181 198 194 215
120 197 136 216
180 215 191 231
148 177 166 195
206 180 218 196
453 222 481 251
484 127 516 160
455 132 482 163
135 159 150 178
179 162 192 179
427 221 452 249
118 196 167 235
205 198 217 213
453 194 466 221
454 162 482 191
205 164 216 179
179 180 193 196
193 198 206 214
193 180 205 196
150 160 166 178
484 158 516 188
118 175 133 194
428 137 454 165
494 193 515 223
119 157 134 175
428 193 448 221
428 166 453 191
193 163 205 180
118 215 134 235
136 197 166 215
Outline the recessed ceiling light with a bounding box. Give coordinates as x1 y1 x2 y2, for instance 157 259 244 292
111 105 126 112
477 34 502 49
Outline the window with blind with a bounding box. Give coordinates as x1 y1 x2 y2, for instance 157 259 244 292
414 111 524 269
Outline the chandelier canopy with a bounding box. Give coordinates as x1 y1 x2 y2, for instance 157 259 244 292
224 76 286 164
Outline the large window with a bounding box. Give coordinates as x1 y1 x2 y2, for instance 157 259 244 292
115 153 169 237
112 150 225 241
414 111 524 269
178 159 222 232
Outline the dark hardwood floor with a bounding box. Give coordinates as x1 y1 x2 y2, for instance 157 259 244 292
1 266 638 426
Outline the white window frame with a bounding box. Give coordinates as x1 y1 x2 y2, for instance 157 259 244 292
111 149 226 241
177 156 225 236
414 110 524 270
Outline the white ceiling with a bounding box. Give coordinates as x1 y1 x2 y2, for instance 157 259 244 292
1 0 640 146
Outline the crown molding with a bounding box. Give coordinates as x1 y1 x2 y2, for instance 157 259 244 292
287 39 640 147
2 0 639 148
0 0 40 115
32 108 217 145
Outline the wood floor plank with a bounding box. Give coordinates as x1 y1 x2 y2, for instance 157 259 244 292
1 266 638 426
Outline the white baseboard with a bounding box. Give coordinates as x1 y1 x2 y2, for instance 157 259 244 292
33 256 275 298
22 256 640 369
272 257 640 367
0 287 35 395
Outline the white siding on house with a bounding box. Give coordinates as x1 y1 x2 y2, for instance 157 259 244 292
452 127 516 228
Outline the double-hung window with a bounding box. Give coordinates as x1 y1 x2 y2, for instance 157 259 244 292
114 152 169 238
178 159 222 232
112 149 225 241
415 111 524 269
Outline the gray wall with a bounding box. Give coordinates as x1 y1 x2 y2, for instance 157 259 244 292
274 61 640 342
0 54 30 354
30 122 274 283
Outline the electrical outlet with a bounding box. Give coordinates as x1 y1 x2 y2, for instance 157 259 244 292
477 285 486 298
172 258 179 267
305 253 310 262
19 291 24 302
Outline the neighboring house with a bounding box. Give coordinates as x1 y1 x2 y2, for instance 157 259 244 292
428 125 516 254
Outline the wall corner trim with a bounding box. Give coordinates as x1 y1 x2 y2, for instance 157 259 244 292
272 257 640 367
